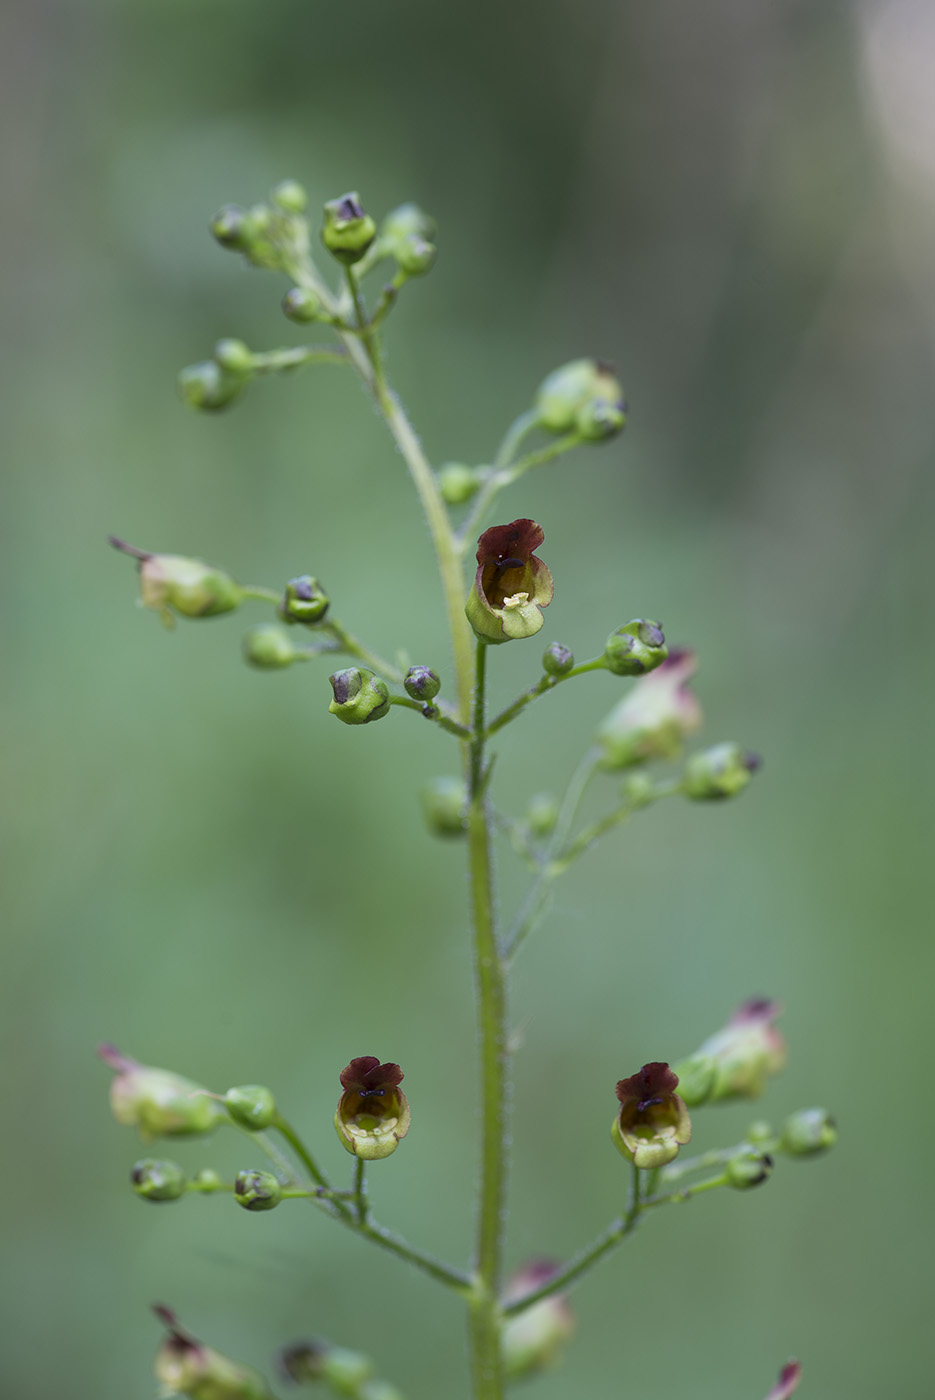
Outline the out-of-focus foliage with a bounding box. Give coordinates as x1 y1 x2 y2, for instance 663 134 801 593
0 1 931 1397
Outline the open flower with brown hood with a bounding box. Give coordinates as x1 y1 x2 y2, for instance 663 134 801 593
334 1056 411 1160
611 1061 691 1169
465 519 554 644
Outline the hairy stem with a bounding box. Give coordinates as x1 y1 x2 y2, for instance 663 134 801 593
467 640 508 1400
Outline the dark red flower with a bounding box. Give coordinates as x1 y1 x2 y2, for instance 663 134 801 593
334 1057 410 1160
611 1061 691 1168
465 519 554 644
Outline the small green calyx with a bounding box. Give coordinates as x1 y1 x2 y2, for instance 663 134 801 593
328 668 391 725
725 1146 773 1190
224 1085 277 1131
780 1107 837 1157
282 286 324 324
131 1158 186 1203
381 202 437 245
178 359 246 412
542 641 575 677
394 233 437 277
279 574 330 626
438 462 481 505
502 1261 575 1379
280 1341 375 1391
153 1306 275 1400
99 1043 226 1142
420 775 467 837
213 338 253 376
525 792 560 838
109 536 243 625
335 1056 410 1160
612 1062 691 1169
597 649 701 768
234 1169 282 1211
271 179 308 214
466 518 554 645
404 665 441 703
603 619 668 676
669 1052 717 1107
535 358 626 439
321 192 377 265
242 625 299 670
684 742 761 800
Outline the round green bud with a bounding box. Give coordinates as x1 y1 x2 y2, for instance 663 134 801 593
525 792 559 838
138 554 243 621
234 1169 282 1211
404 665 441 702
278 575 330 625
360 1382 405 1400
438 462 481 505
381 201 438 244
622 772 656 808
282 286 324 324
178 361 244 413
575 396 626 440
320 1348 375 1391
213 338 253 377
210 204 249 250
535 359 601 432
780 1107 837 1157
394 232 437 276
542 641 575 677
684 743 761 800
420 776 467 837
328 668 391 725
242 625 297 670
225 1085 277 1131
131 1158 186 1203
603 619 668 676
745 1120 775 1147
271 179 308 213
669 1053 716 1107
321 193 377 265
725 1147 773 1190
192 1168 224 1192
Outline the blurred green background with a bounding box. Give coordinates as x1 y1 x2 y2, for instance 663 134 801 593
2 0 932 1396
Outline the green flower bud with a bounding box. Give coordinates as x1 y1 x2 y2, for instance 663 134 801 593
525 792 560 838
328 668 391 725
535 358 626 436
420 775 467 837
502 1261 575 1379
278 575 330 625
109 539 243 624
603 619 668 676
322 1348 376 1391
178 360 245 412
684 742 761 800
725 1146 773 1190
622 772 656 808
234 1169 282 1211
404 665 441 702
225 1085 277 1131
694 999 787 1101
271 179 308 213
612 1062 691 1169
746 1120 776 1146
282 286 324 324
360 1382 405 1400
192 1168 224 1192
669 1053 717 1107
394 232 437 276
99 1044 226 1142
210 204 250 251
542 641 575 677
780 1107 837 1157
242 625 298 670
213 338 253 377
321 192 377 265
466 519 554 644
335 1056 410 1160
597 650 701 769
381 202 437 244
131 1157 187 1203
438 462 481 505
154 1307 275 1400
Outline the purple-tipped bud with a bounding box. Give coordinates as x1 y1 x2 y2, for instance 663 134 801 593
279 575 330 626
328 668 391 725
502 1261 575 1379
725 1146 773 1189
542 641 575 677
695 999 787 1101
153 1306 274 1399
99 1044 225 1142
321 192 377 265
603 619 668 676
131 1158 186 1203
404 665 441 702
684 742 760 800
234 1169 282 1211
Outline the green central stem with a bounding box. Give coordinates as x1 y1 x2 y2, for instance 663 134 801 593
467 640 508 1400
